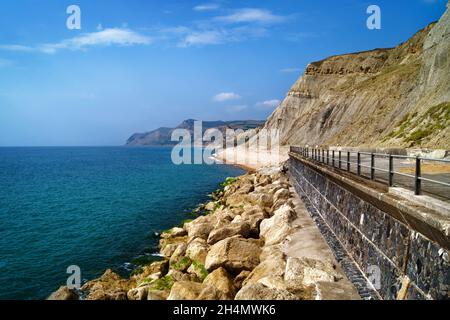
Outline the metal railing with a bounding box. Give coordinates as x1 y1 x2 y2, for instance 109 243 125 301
290 146 450 199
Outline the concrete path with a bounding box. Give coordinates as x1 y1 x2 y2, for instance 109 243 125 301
282 187 362 300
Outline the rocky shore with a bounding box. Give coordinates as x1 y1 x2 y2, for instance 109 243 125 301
49 163 357 300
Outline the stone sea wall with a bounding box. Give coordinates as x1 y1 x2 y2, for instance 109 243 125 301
49 165 354 300
289 156 450 300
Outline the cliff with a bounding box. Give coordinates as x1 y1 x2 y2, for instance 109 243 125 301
264 4 450 149
126 119 265 146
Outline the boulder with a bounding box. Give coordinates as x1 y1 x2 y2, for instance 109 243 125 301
132 260 169 283
205 201 216 212
225 193 249 208
167 269 198 282
47 286 79 300
234 270 251 290
284 257 340 293
201 267 236 299
196 285 223 300
235 283 298 300
243 256 286 286
248 193 273 209
81 269 131 300
186 238 209 264
260 204 297 246
147 289 169 300
169 243 188 266
205 236 262 273
161 227 187 239
258 276 288 291
127 286 150 301
160 236 188 257
185 221 214 240
273 188 291 203
167 281 204 300
207 222 251 245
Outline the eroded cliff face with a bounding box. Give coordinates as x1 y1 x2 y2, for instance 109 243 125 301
265 4 450 149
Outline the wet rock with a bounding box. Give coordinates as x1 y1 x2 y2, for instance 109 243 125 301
161 227 187 239
81 269 131 300
47 286 79 300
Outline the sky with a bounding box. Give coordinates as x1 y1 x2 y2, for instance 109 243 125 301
0 0 447 146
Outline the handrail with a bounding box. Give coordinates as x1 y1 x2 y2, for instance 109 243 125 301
289 146 450 198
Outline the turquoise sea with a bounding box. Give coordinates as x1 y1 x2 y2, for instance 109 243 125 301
0 147 244 300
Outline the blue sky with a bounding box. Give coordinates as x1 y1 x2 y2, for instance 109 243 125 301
0 0 447 146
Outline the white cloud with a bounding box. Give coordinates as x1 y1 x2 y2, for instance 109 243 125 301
0 44 34 52
194 3 221 11
0 28 151 54
280 67 302 73
227 105 248 112
180 30 224 47
215 8 286 24
256 99 281 108
213 92 241 102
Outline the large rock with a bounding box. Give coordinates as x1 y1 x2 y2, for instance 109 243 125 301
167 281 204 300
284 257 341 293
47 286 79 300
248 193 273 209
273 188 291 203
186 238 209 264
185 221 214 240
161 227 187 239
132 260 169 283
160 236 188 258
169 243 188 266
225 193 249 208
200 267 236 300
234 270 251 290
243 256 286 286
260 204 297 246
207 222 251 245
235 283 298 300
81 269 131 300
205 236 262 273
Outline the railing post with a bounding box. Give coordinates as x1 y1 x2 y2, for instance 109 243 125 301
327 150 330 165
357 153 361 176
389 155 394 187
370 153 375 180
347 152 350 172
338 151 342 169
415 157 421 195
322 149 325 163
332 150 335 167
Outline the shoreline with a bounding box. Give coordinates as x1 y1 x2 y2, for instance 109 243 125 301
49 159 359 301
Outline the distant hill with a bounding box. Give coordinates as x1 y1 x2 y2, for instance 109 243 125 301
125 119 265 146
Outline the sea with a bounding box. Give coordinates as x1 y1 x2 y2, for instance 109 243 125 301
0 147 244 299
